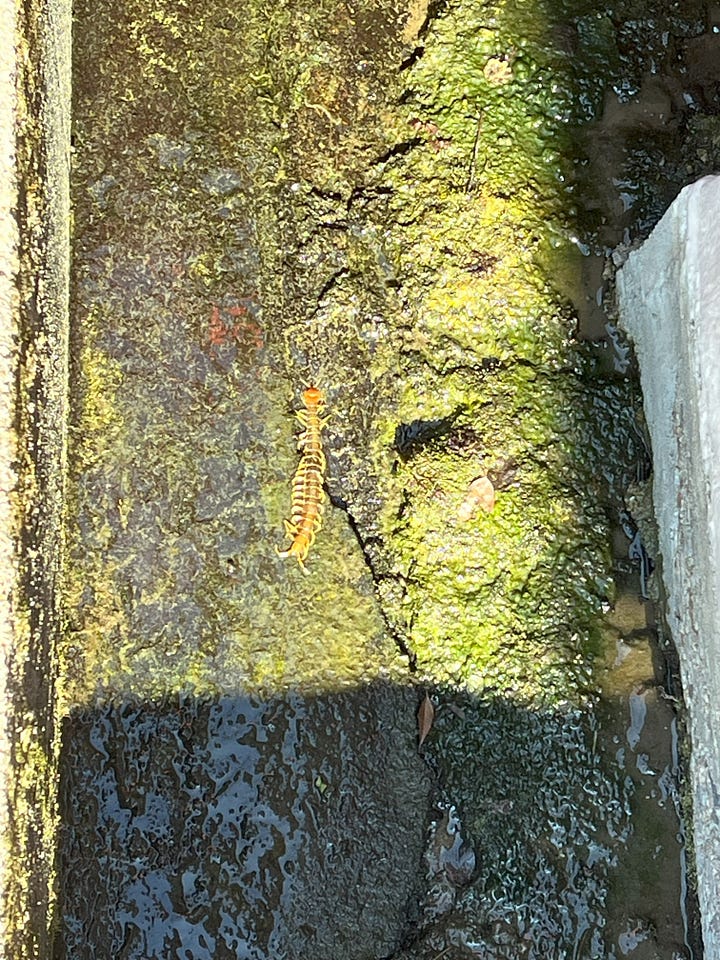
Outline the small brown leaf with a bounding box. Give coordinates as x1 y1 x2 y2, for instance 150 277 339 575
458 475 495 521
483 54 514 86
417 693 435 748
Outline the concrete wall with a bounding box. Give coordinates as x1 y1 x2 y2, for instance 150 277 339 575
618 174 720 959
0 0 21 947
0 0 71 955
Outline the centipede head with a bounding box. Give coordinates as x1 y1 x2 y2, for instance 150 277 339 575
302 385 325 407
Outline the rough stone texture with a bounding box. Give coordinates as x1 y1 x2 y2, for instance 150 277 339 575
58 687 433 960
0 0 20 948
0 0 71 954
617 173 720 959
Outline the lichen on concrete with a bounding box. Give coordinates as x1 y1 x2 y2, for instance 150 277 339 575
286 0 653 703
1 0 71 953
64 0 417 706
61 0 709 954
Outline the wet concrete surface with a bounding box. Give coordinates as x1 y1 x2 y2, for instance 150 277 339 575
394 631 694 960
58 664 693 960
58 685 432 960
57 0 718 955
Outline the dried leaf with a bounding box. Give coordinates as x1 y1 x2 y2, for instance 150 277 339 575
483 54 514 86
458 475 495 521
417 693 435 748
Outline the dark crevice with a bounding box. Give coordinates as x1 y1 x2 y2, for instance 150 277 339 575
307 267 352 316
308 185 348 204
393 415 460 461
328 490 418 671
398 45 424 73
370 137 424 168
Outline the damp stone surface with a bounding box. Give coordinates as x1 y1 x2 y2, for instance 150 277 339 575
56 0 717 955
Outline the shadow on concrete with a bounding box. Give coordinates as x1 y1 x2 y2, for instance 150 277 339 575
54 677 696 960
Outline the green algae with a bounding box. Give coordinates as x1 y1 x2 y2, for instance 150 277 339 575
327 0 651 701
65 0 699 712
374 366 631 697
59 0 716 954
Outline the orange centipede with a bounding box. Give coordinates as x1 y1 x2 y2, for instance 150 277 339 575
277 386 327 570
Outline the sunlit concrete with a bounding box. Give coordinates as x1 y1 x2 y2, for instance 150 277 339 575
0 0 71 954
0 0 20 948
618 174 720 959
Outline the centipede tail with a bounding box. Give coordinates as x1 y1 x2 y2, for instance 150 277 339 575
277 386 327 569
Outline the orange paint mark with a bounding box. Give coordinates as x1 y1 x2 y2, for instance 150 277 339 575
206 302 263 352
207 305 228 347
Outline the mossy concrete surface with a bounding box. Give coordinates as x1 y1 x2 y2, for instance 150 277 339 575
61 0 710 956
0 0 71 956
65 0 415 704
65 0 666 705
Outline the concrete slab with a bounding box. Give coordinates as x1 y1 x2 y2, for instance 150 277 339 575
0 0 20 949
618 174 720 959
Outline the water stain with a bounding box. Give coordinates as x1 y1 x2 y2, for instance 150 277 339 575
599 666 695 958
57 685 432 960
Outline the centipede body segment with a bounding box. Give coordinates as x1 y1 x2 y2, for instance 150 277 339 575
277 386 327 570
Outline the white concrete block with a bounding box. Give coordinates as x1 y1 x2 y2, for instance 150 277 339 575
618 174 720 958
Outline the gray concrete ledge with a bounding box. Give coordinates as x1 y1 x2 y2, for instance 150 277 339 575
618 174 720 959
0 0 71 955
0 0 21 949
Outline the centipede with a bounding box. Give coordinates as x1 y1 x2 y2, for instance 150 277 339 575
277 386 327 570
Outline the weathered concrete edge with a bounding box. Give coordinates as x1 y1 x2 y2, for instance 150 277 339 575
0 0 21 950
617 174 720 959
0 0 71 954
